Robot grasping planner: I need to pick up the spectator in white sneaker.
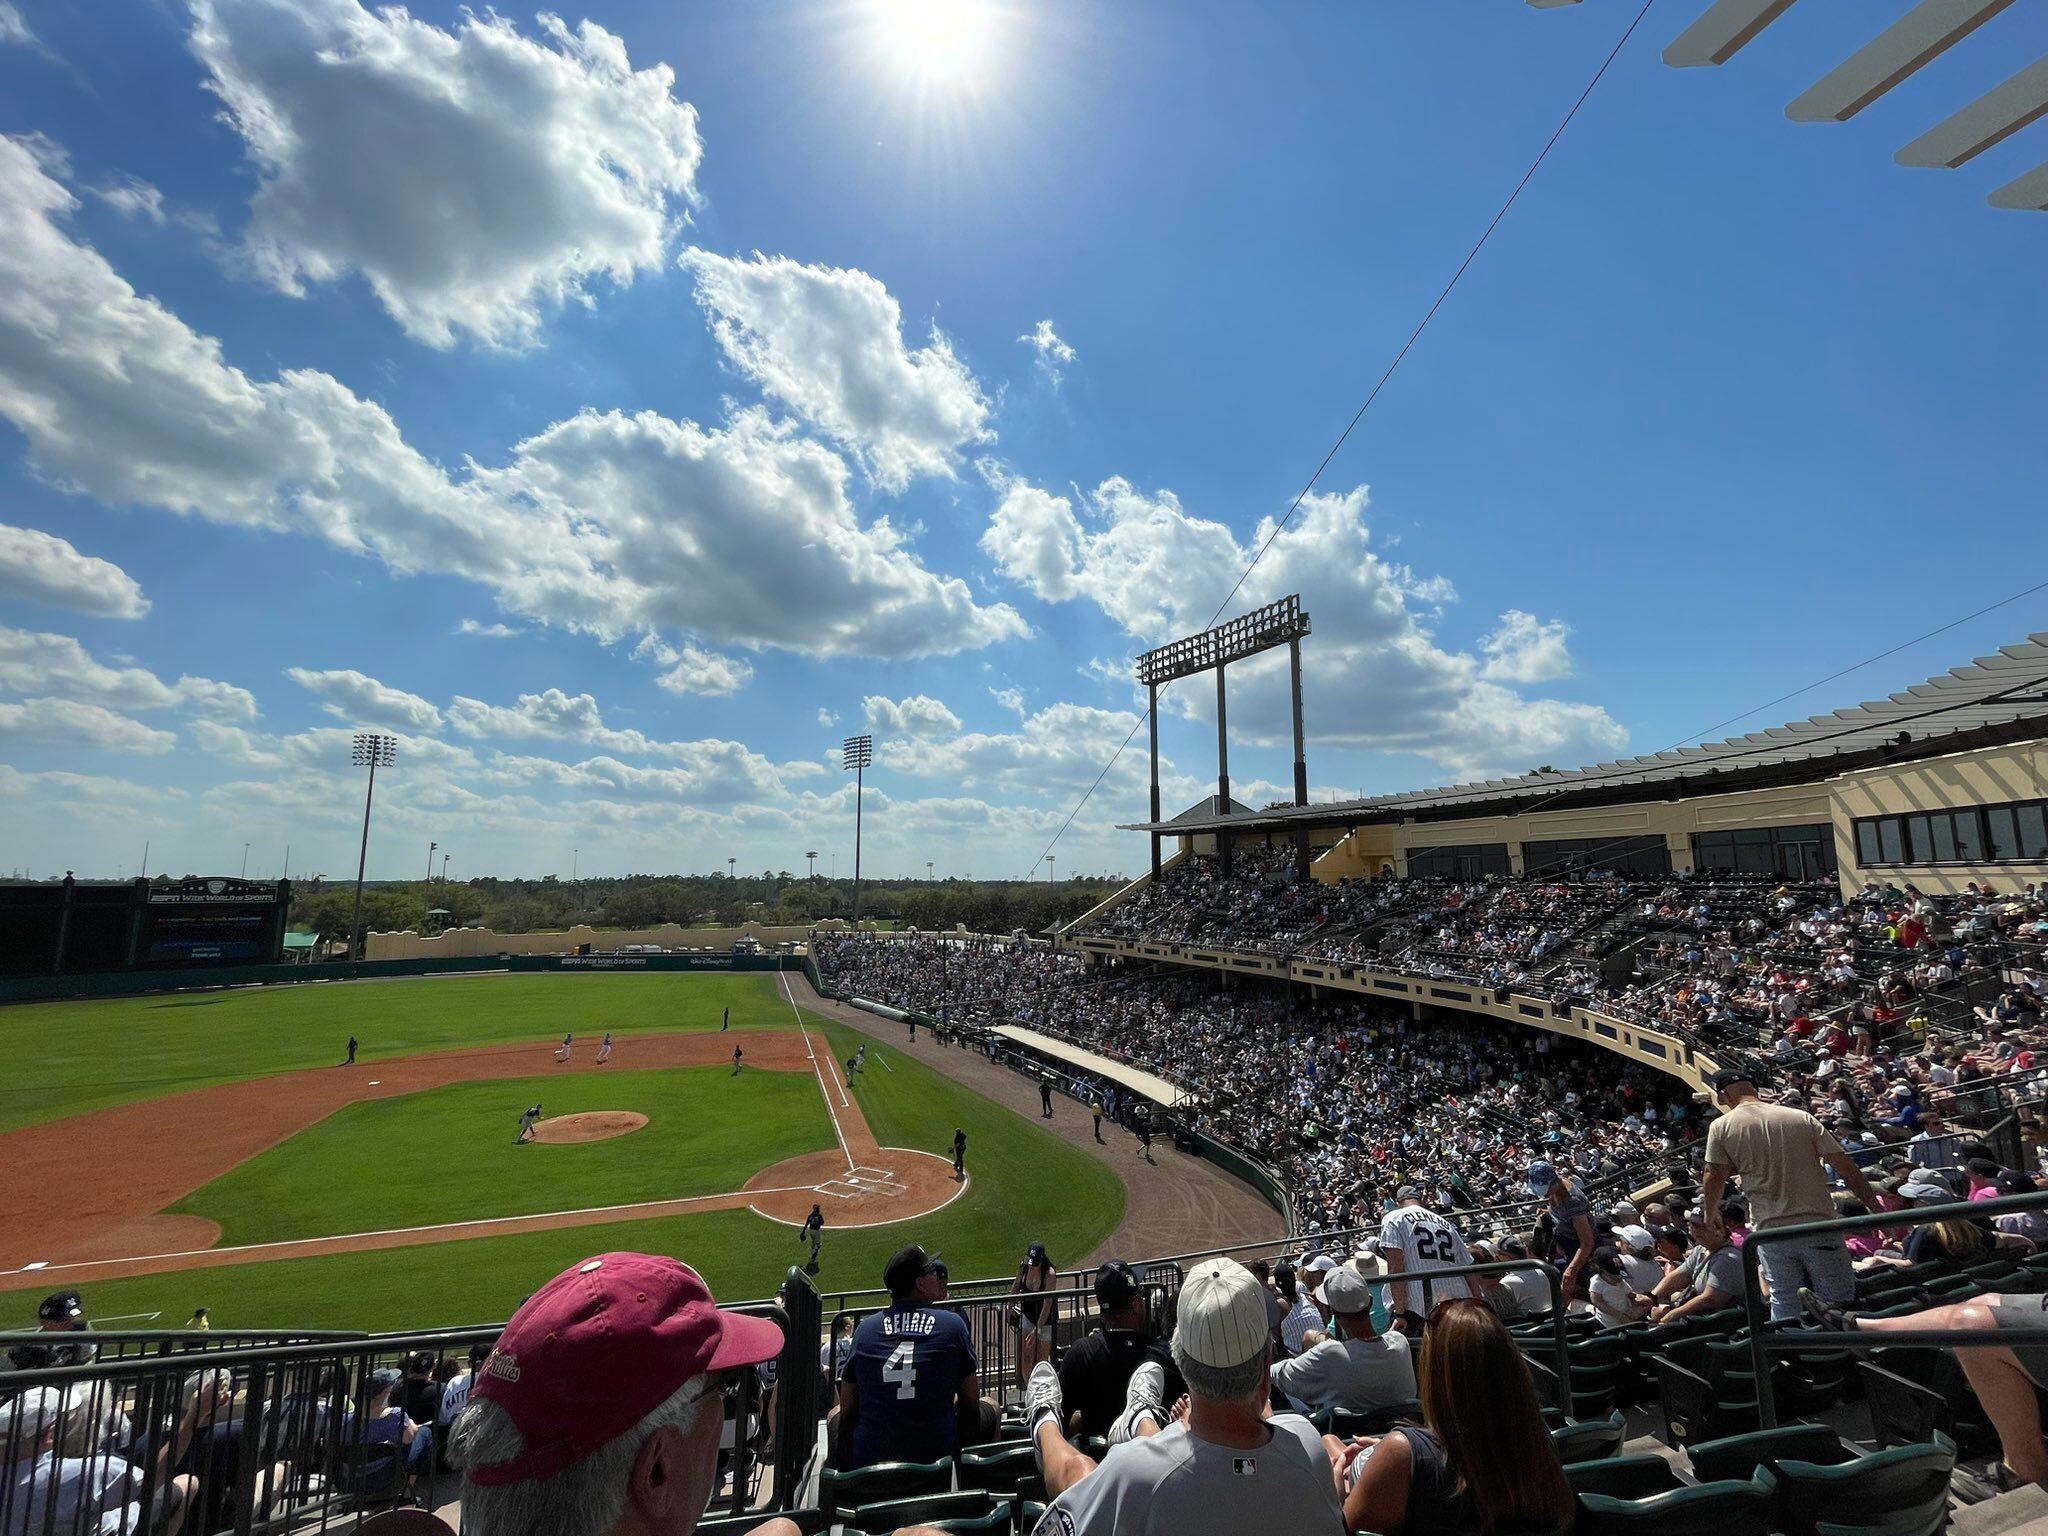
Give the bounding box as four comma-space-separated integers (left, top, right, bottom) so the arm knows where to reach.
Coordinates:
1271, 1266, 1415, 1415
1024, 1257, 1346, 1536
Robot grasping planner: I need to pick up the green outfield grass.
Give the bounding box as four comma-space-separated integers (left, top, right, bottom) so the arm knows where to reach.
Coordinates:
0, 973, 794, 1132
170, 1068, 837, 1245
0, 1012, 1126, 1330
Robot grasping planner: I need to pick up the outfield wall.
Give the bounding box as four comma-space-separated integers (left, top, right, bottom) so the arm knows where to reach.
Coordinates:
0, 951, 800, 1005
366, 918, 855, 960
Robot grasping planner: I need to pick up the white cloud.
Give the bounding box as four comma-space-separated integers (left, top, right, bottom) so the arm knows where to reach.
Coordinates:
0, 137, 1025, 661
862, 693, 963, 741
0, 524, 149, 618
88, 174, 165, 224
0, 764, 187, 807
191, 0, 702, 348
990, 685, 1025, 716
817, 707, 839, 729
285, 666, 444, 731
0, 697, 176, 753
882, 701, 1143, 796
456, 618, 517, 638
980, 476, 1626, 780
632, 633, 752, 696
681, 249, 992, 490
0, 2, 32, 45
1480, 609, 1574, 684
0, 627, 251, 718
1018, 319, 1075, 384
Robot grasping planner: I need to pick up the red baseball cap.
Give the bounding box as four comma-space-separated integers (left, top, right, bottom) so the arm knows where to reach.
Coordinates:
466, 1252, 784, 1486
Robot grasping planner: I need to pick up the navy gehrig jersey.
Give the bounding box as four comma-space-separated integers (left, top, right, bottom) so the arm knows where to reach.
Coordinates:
843, 1304, 977, 1467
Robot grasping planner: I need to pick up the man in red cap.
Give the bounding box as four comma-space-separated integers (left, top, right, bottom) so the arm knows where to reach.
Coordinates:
449, 1252, 798, 1536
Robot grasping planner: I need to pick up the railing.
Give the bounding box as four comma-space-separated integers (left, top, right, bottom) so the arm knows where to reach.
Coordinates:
1737, 1188, 2048, 1429
0, 1273, 819, 1536
0, 1327, 367, 1365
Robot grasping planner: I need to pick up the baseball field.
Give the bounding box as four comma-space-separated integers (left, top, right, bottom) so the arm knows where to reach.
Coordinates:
0, 971, 1126, 1330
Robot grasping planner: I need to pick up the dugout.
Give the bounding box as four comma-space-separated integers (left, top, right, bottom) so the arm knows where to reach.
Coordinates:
0, 875, 291, 978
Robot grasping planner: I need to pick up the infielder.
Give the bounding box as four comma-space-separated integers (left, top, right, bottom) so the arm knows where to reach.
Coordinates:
731, 1045, 743, 1076
721, 1005, 730, 1031
596, 1032, 613, 1065
344, 1036, 358, 1066
515, 1103, 542, 1143
952, 1127, 968, 1181
801, 1203, 825, 1266
554, 1032, 573, 1064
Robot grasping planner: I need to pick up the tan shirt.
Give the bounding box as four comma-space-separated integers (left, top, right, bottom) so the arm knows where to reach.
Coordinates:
1704, 1099, 1844, 1228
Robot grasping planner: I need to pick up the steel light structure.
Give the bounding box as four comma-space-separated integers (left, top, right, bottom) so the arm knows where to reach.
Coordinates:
843, 734, 873, 925
1134, 595, 1312, 879
348, 733, 397, 962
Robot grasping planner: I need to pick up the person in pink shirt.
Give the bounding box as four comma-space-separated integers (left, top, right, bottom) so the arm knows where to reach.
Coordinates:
1968, 1157, 2006, 1201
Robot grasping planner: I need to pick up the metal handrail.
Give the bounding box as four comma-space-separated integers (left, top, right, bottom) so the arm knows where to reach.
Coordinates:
1738, 1187, 2048, 1428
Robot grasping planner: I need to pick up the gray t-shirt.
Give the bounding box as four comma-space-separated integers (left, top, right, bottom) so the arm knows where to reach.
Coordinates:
1032, 1415, 1344, 1536
1271, 1331, 1415, 1414
1675, 1243, 1744, 1304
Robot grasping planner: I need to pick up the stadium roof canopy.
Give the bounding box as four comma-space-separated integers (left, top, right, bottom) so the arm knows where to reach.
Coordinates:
1122, 634, 2048, 837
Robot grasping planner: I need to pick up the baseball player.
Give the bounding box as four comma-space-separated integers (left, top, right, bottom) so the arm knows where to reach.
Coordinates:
801, 1203, 825, 1266
554, 1032, 573, 1064
596, 1032, 613, 1065
344, 1036, 357, 1066
1379, 1184, 1476, 1330
515, 1103, 543, 1143
1091, 1097, 1104, 1144
721, 1005, 730, 1031
1040, 1077, 1054, 1118
731, 1045, 743, 1076
1136, 1105, 1154, 1160
952, 1127, 967, 1181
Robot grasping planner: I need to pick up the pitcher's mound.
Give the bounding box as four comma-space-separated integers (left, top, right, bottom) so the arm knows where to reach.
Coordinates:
530, 1111, 647, 1144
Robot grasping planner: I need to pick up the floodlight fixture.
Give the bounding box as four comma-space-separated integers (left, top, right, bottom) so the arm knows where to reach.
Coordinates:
347, 732, 398, 961
843, 733, 874, 924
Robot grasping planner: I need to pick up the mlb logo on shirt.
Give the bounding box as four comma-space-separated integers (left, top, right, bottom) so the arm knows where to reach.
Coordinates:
1232, 1456, 1258, 1475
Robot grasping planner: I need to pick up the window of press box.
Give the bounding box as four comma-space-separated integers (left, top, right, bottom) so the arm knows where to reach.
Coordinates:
1691, 824, 1838, 880
1853, 799, 2048, 865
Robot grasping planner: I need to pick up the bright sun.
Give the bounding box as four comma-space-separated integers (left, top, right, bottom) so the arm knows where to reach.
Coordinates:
866, 0, 1000, 85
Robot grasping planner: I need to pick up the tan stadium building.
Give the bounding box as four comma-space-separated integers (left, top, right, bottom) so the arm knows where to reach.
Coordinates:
1119, 635, 2048, 900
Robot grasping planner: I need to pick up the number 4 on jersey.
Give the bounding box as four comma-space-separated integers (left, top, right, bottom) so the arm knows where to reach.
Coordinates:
883, 1340, 919, 1400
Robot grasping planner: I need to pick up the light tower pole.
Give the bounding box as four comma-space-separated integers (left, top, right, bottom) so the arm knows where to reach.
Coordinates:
1047, 854, 1055, 883
241, 842, 250, 878
842, 734, 872, 927
427, 841, 437, 884
806, 851, 818, 881
349, 733, 397, 961
727, 856, 736, 881
927, 860, 933, 882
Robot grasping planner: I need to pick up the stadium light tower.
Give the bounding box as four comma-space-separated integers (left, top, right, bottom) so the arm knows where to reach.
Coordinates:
427, 840, 437, 884
1135, 593, 1312, 880
727, 856, 736, 880
842, 734, 873, 926
1047, 854, 1055, 883
348, 733, 398, 961
806, 850, 818, 880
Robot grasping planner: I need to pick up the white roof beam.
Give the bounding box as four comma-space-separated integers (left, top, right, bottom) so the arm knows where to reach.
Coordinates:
1663, 0, 1799, 68
1897, 54, 2048, 165
1788, 0, 2020, 122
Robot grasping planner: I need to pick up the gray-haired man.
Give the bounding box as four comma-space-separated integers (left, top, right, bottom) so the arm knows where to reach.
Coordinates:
1022, 1256, 1345, 1535
450, 1252, 797, 1536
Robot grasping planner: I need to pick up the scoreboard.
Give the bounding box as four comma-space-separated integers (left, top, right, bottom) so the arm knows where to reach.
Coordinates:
0, 876, 291, 977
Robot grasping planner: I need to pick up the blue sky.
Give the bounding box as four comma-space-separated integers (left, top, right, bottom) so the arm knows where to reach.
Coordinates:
1, 0, 2043, 884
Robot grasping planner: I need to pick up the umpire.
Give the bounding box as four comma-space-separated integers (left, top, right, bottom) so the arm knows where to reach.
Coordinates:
1055, 1260, 1183, 1439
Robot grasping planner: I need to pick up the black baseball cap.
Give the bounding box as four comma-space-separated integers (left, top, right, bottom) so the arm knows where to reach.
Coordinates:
884, 1244, 943, 1299
1709, 1068, 1756, 1092
1651, 1224, 1689, 1247
1095, 1259, 1141, 1310
37, 1290, 83, 1324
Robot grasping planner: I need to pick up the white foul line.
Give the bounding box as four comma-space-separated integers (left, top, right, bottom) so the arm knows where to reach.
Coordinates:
780, 970, 854, 1169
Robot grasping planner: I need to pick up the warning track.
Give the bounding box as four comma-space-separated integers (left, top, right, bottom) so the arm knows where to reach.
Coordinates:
0, 1029, 960, 1287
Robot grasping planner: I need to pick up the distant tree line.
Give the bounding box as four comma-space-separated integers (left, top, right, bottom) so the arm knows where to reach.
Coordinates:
287, 870, 1125, 943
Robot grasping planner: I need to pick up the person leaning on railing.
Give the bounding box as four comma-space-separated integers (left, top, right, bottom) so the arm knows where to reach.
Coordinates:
449, 1252, 798, 1536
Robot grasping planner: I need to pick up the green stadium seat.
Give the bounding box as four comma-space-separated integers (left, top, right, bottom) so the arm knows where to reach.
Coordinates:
846, 1491, 997, 1534
1563, 1454, 1685, 1500
819, 1457, 953, 1517
1860, 1353, 1997, 1458
958, 1441, 1044, 1502
1686, 1423, 1851, 1484
929, 1509, 1013, 1535
1653, 1356, 1760, 1450
1757, 1433, 1956, 1536
1575, 1474, 1777, 1536
1551, 1410, 1626, 1466
1815, 1516, 1948, 1536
